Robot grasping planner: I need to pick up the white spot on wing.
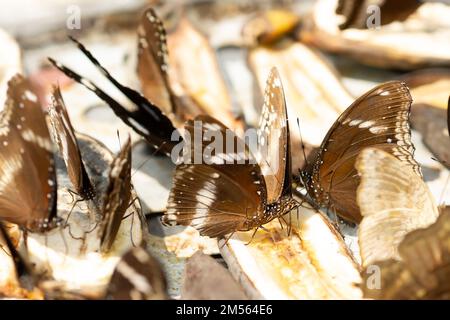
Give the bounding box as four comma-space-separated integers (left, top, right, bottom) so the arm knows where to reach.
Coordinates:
24, 90, 38, 102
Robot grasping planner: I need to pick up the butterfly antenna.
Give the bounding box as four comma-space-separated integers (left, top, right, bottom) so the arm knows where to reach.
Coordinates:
296, 117, 308, 169
131, 141, 168, 178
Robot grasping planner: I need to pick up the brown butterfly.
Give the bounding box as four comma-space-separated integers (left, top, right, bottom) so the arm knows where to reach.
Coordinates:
106, 245, 168, 300
48, 86, 95, 200
48, 37, 178, 157
361, 208, 450, 299
356, 147, 439, 267
163, 68, 299, 238
0, 74, 58, 232
137, 8, 202, 125
98, 137, 133, 253
298, 81, 420, 223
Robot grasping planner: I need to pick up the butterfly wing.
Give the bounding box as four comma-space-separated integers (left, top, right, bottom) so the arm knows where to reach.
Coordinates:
307, 81, 420, 223
99, 137, 132, 253
0, 75, 57, 231
48, 86, 94, 199
356, 148, 439, 267
258, 67, 291, 203
137, 8, 173, 115
164, 115, 267, 238
361, 209, 450, 299
107, 246, 167, 300
48, 37, 178, 156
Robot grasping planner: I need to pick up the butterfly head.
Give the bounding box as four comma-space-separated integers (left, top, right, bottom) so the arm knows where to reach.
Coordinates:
263, 197, 300, 223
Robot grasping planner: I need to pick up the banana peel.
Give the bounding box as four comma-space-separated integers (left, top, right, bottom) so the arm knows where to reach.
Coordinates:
220, 203, 362, 300
301, 0, 450, 70
0, 28, 22, 109
167, 16, 243, 133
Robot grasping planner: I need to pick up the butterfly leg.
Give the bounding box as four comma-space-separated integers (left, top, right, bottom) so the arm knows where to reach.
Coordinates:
121, 196, 140, 220
220, 232, 235, 248
327, 205, 340, 231
0, 244, 11, 257
277, 217, 285, 230
279, 216, 290, 236
288, 212, 293, 236
246, 227, 260, 245
64, 197, 82, 227
129, 211, 136, 247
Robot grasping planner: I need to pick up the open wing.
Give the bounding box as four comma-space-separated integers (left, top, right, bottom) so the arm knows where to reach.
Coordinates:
307, 81, 420, 223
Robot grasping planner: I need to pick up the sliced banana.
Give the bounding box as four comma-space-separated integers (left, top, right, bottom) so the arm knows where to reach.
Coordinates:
302, 0, 450, 70
0, 28, 22, 109
220, 203, 362, 300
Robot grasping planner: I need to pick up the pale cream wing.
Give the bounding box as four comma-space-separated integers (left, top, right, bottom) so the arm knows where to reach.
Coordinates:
356, 148, 439, 267
361, 209, 450, 299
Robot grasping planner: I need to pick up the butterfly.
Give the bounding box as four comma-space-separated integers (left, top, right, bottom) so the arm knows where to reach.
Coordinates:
0, 74, 58, 232
98, 137, 133, 253
163, 68, 299, 238
355, 147, 439, 267
298, 81, 420, 223
106, 245, 167, 300
48, 85, 136, 252
360, 206, 450, 299
137, 8, 202, 125
48, 37, 178, 157
48, 85, 95, 200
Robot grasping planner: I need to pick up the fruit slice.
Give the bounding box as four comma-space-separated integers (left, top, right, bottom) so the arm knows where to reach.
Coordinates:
220, 203, 362, 300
